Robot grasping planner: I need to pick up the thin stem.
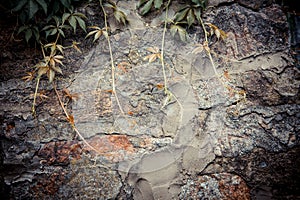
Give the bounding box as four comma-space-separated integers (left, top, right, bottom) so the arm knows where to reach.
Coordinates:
53, 82, 110, 159
53, 83, 69, 118
32, 77, 40, 115
161, 0, 172, 94
199, 16, 222, 82
199, 17, 208, 42
99, 0, 124, 115
54, 32, 60, 45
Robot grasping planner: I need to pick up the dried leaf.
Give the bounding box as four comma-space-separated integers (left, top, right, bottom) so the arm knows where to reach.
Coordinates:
63, 88, 79, 101
117, 62, 130, 73
51, 65, 63, 74
94, 31, 103, 42
72, 41, 82, 53
144, 47, 161, 63
22, 71, 35, 82
146, 47, 159, 53
238, 90, 246, 98
67, 115, 75, 126
48, 69, 55, 83
86, 26, 105, 42
56, 44, 64, 54
206, 23, 227, 40
215, 28, 220, 40
114, 10, 127, 25
156, 83, 164, 89
192, 44, 204, 54
105, 89, 113, 93
203, 41, 210, 53
223, 70, 230, 80
148, 54, 157, 63
127, 111, 134, 115
37, 66, 49, 78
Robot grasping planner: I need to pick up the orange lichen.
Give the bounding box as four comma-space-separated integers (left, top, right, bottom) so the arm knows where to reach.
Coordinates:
84, 135, 135, 162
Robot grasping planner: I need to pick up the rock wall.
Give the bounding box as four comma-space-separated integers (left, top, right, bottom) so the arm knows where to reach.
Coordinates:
1, 0, 299, 199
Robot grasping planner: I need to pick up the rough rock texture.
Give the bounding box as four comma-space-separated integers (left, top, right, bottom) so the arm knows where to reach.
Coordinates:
1, 0, 300, 199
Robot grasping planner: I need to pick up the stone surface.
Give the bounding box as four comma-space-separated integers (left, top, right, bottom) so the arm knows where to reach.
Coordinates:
179, 173, 250, 199
1, 0, 300, 199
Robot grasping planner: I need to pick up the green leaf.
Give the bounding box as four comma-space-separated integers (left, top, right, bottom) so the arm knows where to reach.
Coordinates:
68, 16, 77, 32
25, 29, 33, 43
62, 13, 71, 24
191, 0, 201, 5
75, 16, 86, 31
174, 7, 189, 22
177, 26, 188, 42
104, 2, 116, 9
12, 0, 27, 12
58, 29, 65, 37
42, 24, 54, 31
17, 25, 28, 35
45, 30, 52, 38
32, 26, 40, 41
140, 0, 153, 15
28, 0, 39, 20
74, 12, 87, 19
170, 25, 178, 37
52, 0, 60, 16
137, 0, 148, 8
36, 0, 48, 14
50, 28, 58, 36
170, 25, 187, 42
154, 0, 163, 9
200, 0, 208, 9
52, 16, 61, 26
194, 9, 201, 23
59, 0, 71, 9
186, 9, 195, 28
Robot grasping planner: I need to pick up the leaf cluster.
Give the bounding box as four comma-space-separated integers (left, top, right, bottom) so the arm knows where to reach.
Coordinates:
137, 0, 164, 15
85, 26, 108, 43
173, 0, 207, 27
9, 0, 86, 43
143, 47, 162, 62
29, 39, 66, 83
11, 0, 82, 24
168, 0, 207, 41
104, 1, 128, 25
205, 23, 227, 40
137, 0, 208, 42
42, 12, 87, 40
